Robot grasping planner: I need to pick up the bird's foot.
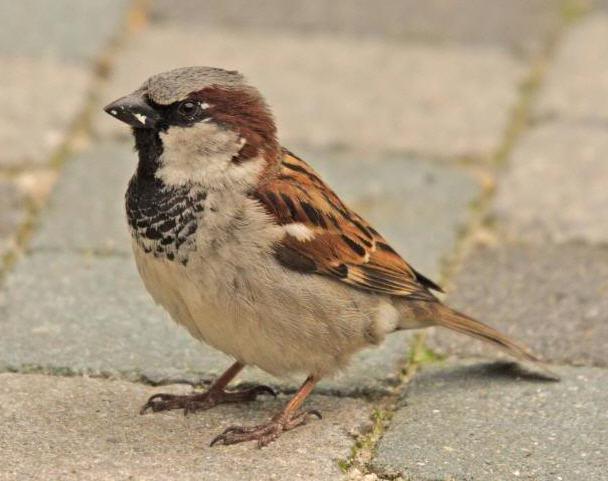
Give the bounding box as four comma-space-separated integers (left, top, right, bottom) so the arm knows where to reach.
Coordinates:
210, 408, 322, 448
139, 384, 276, 415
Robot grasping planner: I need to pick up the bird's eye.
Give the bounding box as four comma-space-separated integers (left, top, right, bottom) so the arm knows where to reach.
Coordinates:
178, 101, 199, 117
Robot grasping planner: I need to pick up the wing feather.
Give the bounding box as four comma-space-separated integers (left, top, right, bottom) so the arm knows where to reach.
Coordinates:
253, 149, 441, 300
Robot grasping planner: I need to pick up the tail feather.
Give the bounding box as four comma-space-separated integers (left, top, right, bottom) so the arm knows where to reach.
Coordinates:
434, 304, 541, 364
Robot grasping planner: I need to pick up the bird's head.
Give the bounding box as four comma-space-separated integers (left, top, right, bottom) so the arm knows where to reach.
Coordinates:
104, 66, 279, 189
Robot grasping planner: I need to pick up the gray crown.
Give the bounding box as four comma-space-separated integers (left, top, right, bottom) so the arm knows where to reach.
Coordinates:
144, 66, 246, 105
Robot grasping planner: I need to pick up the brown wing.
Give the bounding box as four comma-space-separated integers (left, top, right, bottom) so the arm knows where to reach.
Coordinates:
253, 149, 442, 300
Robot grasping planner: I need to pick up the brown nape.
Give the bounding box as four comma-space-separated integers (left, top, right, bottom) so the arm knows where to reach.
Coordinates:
193, 86, 280, 165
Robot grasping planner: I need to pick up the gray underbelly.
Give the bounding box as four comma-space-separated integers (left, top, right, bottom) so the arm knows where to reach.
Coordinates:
131, 242, 394, 377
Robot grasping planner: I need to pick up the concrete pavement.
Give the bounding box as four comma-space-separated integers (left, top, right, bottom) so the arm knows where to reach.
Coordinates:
1, 1, 607, 480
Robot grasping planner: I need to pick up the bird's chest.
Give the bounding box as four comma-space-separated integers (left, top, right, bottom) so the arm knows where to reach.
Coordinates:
126, 175, 235, 265
126, 174, 281, 276
126, 178, 286, 358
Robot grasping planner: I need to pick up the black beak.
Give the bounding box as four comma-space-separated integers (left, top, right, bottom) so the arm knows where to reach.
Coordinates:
103, 92, 161, 129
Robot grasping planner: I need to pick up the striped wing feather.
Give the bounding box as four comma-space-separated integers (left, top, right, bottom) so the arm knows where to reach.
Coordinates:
254, 149, 441, 300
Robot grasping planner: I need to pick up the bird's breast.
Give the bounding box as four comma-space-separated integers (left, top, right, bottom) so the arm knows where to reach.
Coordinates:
125, 174, 282, 267
125, 175, 206, 265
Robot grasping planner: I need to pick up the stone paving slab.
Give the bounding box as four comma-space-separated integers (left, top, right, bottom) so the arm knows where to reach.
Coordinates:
493, 121, 608, 244
427, 243, 608, 367
32, 143, 135, 254
372, 361, 608, 481
93, 25, 524, 159
0, 373, 369, 481
0, 0, 129, 62
150, 0, 560, 56
0, 56, 90, 168
536, 14, 608, 123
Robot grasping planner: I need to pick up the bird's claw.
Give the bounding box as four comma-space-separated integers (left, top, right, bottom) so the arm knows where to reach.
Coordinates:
210, 408, 322, 448
139, 384, 276, 415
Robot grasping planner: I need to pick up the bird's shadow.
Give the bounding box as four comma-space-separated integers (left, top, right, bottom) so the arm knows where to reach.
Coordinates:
473, 360, 560, 382
419, 360, 561, 387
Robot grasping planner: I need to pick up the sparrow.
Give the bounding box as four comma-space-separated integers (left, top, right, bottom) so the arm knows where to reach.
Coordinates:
104, 66, 546, 448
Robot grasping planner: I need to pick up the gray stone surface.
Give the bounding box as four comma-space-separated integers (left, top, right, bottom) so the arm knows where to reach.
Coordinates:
536, 14, 608, 122
32, 143, 135, 254
94, 25, 524, 158
151, 0, 560, 55
493, 122, 608, 244
428, 243, 608, 367
0, 0, 129, 62
0, 0, 129, 168
0, 373, 369, 481
0, 56, 90, 168
3, 2, 608, 480
0, 179, 26, 260
372, 361, 608, 481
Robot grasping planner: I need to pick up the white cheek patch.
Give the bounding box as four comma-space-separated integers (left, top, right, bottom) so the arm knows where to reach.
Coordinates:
134, 113, 147, 125
156, 123, 265, 190
283, 223, 315, 242
200, 102, 211, 109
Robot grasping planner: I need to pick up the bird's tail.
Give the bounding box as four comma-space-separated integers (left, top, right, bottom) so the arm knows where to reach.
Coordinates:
432, 303, 540, 363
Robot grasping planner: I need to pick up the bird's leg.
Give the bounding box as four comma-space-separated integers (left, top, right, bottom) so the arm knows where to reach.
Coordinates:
210, 375, 321, 448
140, 361, 275, 415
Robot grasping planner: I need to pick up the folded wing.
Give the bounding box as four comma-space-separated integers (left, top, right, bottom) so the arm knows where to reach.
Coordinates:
253, 149, 442, 301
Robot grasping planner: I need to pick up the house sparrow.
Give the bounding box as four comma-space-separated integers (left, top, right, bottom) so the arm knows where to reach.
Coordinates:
104, 66, 546, 448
